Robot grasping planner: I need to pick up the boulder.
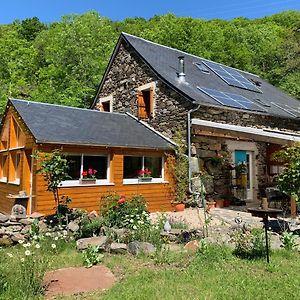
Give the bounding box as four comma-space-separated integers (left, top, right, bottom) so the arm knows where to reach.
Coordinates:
0, 213, 9, 223
127, 241, 156, 256
184, 240, 199, 252
76, 236, 108, 251
67, 221, 79, 233
11, 233, 25, 243
20, 218, 34, 225
109, 243, 127, 254
29, 212, 45, 219
0, 236, 13, 247
38, 220, 48, 233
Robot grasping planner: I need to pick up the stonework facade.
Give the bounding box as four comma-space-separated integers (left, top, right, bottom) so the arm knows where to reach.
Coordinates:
95, 40, 299, 203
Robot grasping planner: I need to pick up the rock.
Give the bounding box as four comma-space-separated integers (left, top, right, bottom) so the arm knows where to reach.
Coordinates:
68, 221, 79, 233
1, 221, 21, 227
0, 213, 9, 223
164, 243, 182, 252
0, 228, 5, 235
88, 211, 98, 219
38, 220, 48, 233
109, 243, 127, 254
5, 225, 22, 232
127, 241, 156, 256
0, 236, 13, 247
29, 212, 45, 219
111, 228, 129, 239
21, 225, 31, 234
11, 233, 25, 243
9, 215, 17, 222
20, 218, 34, 225
76, 236, 108, 251
184, 240, 199, 252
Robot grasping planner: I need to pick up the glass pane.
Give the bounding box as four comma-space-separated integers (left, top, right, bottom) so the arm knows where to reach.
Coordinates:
123, 156, 142, 178
83, 156, 108, 179
66, 156, 81, 180
144, 157, 162, 178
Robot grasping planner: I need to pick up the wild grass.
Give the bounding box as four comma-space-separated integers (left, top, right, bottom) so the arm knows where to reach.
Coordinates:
1, 241, 300, 300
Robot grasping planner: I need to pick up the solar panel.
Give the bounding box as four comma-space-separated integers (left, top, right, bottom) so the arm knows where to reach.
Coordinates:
194, 62, 210, 74
271, 103, 300, 118
202, 60, 260, 93
198, 87, 267, 112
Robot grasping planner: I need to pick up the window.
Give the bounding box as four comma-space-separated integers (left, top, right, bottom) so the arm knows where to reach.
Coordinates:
10, 119, 26, 148
0, 153, 8, 181
63, 154, 109, 186
97, 95, 113, 112
1, 120, 9, 150
137, 83, 155, 120
123, 155, 163, 183
9, 151, 21, 184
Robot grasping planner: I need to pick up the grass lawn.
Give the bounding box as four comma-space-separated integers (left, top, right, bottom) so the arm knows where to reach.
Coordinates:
1, 242, 300, 300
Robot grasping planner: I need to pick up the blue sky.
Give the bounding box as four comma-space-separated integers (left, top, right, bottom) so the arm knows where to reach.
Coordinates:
1, 0, 299, 24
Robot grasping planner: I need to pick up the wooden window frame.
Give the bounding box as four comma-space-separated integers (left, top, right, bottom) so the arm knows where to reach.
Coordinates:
0, 153, 8, 182
137, 82, 155, 120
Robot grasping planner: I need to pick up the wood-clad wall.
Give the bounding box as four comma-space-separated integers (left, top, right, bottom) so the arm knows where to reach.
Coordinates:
34, 145, 175, 215
0, 107, 34, 214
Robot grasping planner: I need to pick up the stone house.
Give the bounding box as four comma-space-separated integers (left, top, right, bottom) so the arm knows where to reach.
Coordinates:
92, 32, 300, 204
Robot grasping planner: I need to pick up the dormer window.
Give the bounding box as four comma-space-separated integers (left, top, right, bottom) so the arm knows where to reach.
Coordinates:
137, 82, 155, 120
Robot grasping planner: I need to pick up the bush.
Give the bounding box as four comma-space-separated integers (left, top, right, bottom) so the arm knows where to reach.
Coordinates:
83, 245, 104, 268
100, 193, 150, 229
231, 228, 267, 259
79, 216, 103, 238
280, 231, 298, 251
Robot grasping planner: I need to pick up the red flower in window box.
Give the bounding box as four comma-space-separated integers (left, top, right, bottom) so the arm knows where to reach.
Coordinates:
118, 198, 125, 204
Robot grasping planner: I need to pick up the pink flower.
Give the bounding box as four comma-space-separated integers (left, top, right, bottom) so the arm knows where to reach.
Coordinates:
120, 194, 126, 199
82, 171, 87, 177
88, 168, 93, 176
93, 169, 97, 174
118, 198, 125, 204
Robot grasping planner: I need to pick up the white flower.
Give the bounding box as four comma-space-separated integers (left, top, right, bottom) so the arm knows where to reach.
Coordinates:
7, 253, 13, 258
49, 220, 53, 223
23, 243, 31, 248
45, 232, 51, 237
35, 244, 40, 249
130, 219, 134, 223
18, 239, 24, 244
20, 258, 25, 262
51, 244, 56, 249
25, 250, 31, 256
33, 235, 38, 240
133, 225, 137, 230
54, 236, 59, 241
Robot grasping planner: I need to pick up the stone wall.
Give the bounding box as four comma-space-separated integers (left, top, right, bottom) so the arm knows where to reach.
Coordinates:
96, 42, 193, 139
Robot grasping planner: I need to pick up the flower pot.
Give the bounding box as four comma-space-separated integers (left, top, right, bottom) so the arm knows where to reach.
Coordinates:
215, 199, 224, 208
206, 201, 216, 212
174, 203, 185, 212
80, 178, 96, 184
223, 199, 231, 207
138, 177, 153, 182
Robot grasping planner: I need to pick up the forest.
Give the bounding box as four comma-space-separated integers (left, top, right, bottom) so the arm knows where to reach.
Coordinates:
0, 10, 299, 115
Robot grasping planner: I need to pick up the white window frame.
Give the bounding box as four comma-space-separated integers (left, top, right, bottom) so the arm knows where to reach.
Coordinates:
99, 95, 113, 112
123, 155, 164, 184
60, 153, 111, 187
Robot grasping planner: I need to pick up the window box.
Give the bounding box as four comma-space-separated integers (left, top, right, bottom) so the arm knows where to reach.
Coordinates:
80, 178, 96, 184
138, 176, 153, 182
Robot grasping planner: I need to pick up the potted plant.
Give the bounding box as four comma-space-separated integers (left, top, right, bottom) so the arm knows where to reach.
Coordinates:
206, 200, 216, 212
215, 198, 224, 208
80, 168, 97, 184
138, 168, 152, 182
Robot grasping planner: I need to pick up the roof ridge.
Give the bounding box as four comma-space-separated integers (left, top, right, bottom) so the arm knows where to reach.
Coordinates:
121, 32, 260, 78
9, 98, 126, 116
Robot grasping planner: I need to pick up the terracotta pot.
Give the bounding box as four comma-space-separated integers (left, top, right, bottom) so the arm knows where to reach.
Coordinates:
206, 201, 216, 212
174, 203, 185, 212
215, 199, 224, 208
223, 199, 231, 207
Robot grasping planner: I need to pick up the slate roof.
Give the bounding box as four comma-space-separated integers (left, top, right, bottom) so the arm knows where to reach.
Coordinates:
115, 32, 300, 119
10, 99, 173, 150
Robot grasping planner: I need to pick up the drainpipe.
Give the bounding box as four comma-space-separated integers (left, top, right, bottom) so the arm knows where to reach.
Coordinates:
187, 104, 200, 194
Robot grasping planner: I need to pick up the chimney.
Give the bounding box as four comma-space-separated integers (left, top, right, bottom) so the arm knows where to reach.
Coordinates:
178, 56, 185, 81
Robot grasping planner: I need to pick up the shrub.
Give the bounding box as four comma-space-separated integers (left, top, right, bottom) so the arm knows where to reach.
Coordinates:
79, 216, 103, 238
280, 231, 298, 251
100, 193, 150, 229
83, 245, 104, 268
231, 228, 267, 259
